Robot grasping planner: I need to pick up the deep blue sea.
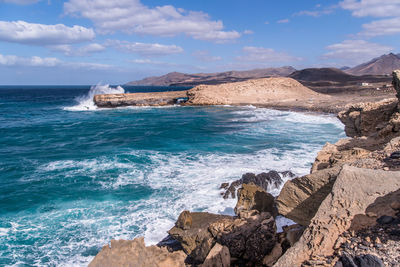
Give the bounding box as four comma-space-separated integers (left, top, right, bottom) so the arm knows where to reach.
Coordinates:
0, 85, 345, 266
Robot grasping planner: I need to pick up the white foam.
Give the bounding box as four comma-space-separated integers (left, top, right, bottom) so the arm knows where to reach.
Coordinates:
64, 84, 125, 111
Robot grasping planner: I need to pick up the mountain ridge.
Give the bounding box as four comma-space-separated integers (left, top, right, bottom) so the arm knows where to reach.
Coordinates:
346, 53, 400, 76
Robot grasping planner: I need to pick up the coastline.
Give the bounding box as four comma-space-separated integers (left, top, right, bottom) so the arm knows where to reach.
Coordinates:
89, 72, 400, 266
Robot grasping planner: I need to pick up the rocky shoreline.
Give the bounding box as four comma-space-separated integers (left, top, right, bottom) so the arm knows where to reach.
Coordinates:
89, 71, 400, 267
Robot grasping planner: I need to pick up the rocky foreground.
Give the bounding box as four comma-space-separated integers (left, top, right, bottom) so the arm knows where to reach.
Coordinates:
89, 71, 400, 267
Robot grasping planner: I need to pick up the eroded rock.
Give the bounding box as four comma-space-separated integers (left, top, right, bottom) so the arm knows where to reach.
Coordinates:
276, 166, 341, 226
234, 183, 277, 217
201, 243, 230, 267
274, 166, 400, 266
89, 237, 186, 267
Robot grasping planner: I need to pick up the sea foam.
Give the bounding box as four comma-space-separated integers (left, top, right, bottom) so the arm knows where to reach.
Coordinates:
64, 84, 125, 111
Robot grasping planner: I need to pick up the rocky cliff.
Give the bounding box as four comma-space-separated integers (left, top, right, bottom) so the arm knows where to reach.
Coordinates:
89, 70, 400, 267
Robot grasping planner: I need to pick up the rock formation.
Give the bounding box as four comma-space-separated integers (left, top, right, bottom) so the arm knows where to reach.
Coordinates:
275, 166, 400, 266
88, 237, 186, 267
93, 90, 187, 107
234, 183, 277, 217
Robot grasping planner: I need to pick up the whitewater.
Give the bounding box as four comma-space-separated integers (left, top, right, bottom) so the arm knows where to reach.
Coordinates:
0, 85, 345, 266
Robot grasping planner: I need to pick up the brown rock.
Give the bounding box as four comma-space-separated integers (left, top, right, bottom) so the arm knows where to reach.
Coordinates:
168, 212, 234, 263
175, 210, 192, 230
234, 183, 277, 217
390, 201, 400, 210
311, 142, 338, 173
276, 166, 341, 226
263, 243, 283, 266
274, 166, 400, 266
89, 237, 186, 267
282, 224, 304, 247
201, 243, 230, 267
338, 98, 398, 138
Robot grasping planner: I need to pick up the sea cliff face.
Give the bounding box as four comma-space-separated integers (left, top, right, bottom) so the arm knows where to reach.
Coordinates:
89, 71, 400, 266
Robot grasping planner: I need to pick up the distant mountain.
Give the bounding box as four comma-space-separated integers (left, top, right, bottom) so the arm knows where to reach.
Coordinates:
126, 66, 296, 86
289, 68, 354, 82
346, 53, 400, 76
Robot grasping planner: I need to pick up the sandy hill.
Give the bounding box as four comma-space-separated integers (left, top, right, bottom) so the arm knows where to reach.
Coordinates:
346, 53, 400, 76
126, 67, 296, 86
186, 77, 327, 105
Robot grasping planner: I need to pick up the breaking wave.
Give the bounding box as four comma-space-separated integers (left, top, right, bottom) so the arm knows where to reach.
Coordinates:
64, 84, 125, 111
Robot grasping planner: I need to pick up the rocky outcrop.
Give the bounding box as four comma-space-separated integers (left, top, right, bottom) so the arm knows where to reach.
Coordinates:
337, 98, 398, 138
93, 90, 187, 107
168, 212, 233, 263
88, 237, 186, 267
234, 183, 277, 217
276, 166, 341, 226
274, 166, 400, 266
393, 69, 400, 99
220, 170, 294, 199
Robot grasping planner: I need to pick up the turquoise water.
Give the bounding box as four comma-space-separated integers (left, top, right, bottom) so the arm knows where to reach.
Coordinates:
0, 85, 345, 266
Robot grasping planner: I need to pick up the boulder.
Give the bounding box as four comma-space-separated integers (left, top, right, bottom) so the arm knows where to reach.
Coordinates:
218, 211, 277, 263
89, 237, 186, 267
168, 212, 233, 263
276, 166, 341, 226
234, 183, 277, 217
201, 243, 230, 267
274, 166, 400, 266
221, 170, 294, 199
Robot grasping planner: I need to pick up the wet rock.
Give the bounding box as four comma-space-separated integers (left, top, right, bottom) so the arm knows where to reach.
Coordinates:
157, 235, 183, 252
219, 183, 229, 189
201, 243, 230, 267
234, 183, 277, 217
282, 224, 305, 246
221, 170, 294, 199
89, 237, 186, 267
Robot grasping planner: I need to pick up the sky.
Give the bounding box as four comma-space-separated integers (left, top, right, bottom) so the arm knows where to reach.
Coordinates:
0, 0, 399, 84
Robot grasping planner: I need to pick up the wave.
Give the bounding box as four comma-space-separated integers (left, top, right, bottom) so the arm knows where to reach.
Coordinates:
64, 84, 125, 111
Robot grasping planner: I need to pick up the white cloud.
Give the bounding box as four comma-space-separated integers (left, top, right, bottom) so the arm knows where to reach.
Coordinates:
0, 0, 39, 4
64, 0, 240, 42
243, 30, 254, 35
106, 40, 183, 57
237, 46, 302, 63
323, 39, 392, 65
192, 50, 222, 62
0, 53, 112, 69
294, 5, 337, 17
49, 43, 106, 56
339, 0, 400, 17
0, 20, 95, 45
360, 17, 400, 36
277, 19, 290, 23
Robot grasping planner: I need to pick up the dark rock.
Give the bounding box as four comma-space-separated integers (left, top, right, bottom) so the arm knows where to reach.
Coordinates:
389, 151, 400, 159
354, 254, 383, 267
157, 235, 184, 252
339, 253, 358, 267
376, 215, 394, 224
218, 212, 277, 263
219, 183, 229, 189
221, 170, 294, 199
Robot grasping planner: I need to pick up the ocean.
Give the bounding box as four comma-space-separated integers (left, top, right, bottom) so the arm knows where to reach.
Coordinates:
0, 85, 345, 266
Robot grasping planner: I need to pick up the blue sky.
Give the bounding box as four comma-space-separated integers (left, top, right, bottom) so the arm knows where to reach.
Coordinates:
0, 0, 399, 84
